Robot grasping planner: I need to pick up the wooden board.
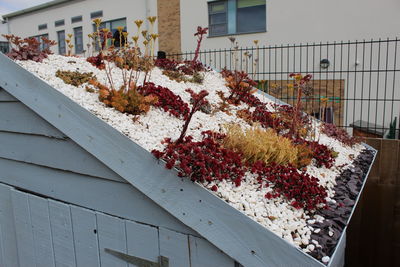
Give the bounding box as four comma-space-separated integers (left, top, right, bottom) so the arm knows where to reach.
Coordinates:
364, 138, 381, 178
125, 221, 159, 266
11, 189, 36, 267
28, 194, 56, 266
70, 206, 101, 267
189, 235, 234, 267
0, 184, 19, 267
0, 102, 66, 138
159, 228, 191, 267
379, 139, 398, 184
48, 199, 77, 267
97, 213, 128, 267
0, 88, 17, 101
0, 157, 196, 236
0, 131, 126, 183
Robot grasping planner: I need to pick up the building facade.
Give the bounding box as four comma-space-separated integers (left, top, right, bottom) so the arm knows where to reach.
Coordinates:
4, 0, 400, 54
3, 0, 159, 55
180, 0, 400, 52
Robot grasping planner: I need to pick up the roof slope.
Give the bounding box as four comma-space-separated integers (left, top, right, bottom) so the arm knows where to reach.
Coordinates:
0, 53, 327, 266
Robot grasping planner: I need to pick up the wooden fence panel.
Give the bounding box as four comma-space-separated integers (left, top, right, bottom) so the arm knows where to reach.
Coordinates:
346, 138, 400, 267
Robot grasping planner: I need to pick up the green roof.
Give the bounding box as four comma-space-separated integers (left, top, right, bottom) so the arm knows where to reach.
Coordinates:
3, 0, 75, 19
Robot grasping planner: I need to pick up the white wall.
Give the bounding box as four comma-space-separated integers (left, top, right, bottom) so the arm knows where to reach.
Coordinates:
0, 21, 8, 42
6, 0, 158, 55
180, 0, 400, 52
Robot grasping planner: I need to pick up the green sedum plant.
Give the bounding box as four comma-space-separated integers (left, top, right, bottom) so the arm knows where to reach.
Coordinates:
56, 70, 96, 87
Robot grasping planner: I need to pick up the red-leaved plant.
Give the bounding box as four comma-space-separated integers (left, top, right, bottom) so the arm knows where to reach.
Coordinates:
3, 34, 56, 62
294, 139, 337, 168
176, 89, 209, 144
138, 82, 190, 119
321, 123, 360, 147
252, 161, 327, 210
192, 26, 208, 65
152, 131, 245, 188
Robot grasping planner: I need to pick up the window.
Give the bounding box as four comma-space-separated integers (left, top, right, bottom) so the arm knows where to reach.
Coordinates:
92, 18, 127, 50
208, 1, 227, 36
38, 23, 47, 31
0, 42, 9, 54
208, 0, 266, 36
55, 19, 65, 27
74, 27, 83, 54
71, 15, 82, 23
90, 10, 103, 19
237, 0, 266, 33
32, 34, 49, 51
57, 30, 66, 55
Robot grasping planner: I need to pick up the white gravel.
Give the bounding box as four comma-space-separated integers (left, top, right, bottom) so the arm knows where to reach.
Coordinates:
17, 54, 364, 256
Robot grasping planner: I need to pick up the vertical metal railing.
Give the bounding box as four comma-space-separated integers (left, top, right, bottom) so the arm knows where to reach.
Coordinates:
168, 38, 400, 136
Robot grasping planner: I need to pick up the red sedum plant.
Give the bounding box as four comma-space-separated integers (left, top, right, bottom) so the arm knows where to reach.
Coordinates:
321, 123, 360, 147
155, 58, 207, 76
252, 161, 327, 210
152, 131, 245, 187
138, 82, 190, 119
294, 139, 336, 168
176, 89, 209, 144
3, 34, 56, 62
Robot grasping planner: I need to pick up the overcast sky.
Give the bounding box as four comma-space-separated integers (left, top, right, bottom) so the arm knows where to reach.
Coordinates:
0, 0, 50, 18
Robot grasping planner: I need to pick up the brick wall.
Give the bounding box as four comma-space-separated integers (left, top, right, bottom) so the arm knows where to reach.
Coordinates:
157, 0, 181, 55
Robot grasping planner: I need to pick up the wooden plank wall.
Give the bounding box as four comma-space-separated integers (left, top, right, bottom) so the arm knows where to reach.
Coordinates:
0, 183, 236, 267
0, 87, 197, 235
346, 138, 400, 267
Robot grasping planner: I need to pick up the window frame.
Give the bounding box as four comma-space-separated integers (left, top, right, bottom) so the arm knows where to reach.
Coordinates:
0, 41, 9, 54
57, 30, 66, 55
38, 23, 47, 31
31, 34, 49, 51
207, 0, 267, 37
71, 15, 82, 24
55, 19, 65, 27
90, 10, 103, 19
208, 1, 228, 37
92, 17, 127, 51
235, 0, 266, 34
73, 26, 84, 54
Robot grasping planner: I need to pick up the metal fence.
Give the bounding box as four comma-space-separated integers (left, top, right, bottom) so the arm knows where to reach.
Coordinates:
168, 38, 400, 138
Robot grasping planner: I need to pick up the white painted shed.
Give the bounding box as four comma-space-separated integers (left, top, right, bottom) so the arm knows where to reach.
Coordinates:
0, 53, 375, 267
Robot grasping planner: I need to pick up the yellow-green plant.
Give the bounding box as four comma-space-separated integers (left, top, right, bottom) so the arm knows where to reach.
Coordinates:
223, 124, 312, 168
66, 33, 74, 56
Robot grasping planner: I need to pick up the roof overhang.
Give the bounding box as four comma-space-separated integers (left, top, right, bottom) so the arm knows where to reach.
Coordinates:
3, 0, 76, 19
